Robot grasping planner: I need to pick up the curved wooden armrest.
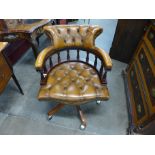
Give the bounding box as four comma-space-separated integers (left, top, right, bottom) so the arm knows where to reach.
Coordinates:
35, 46, 112, 72
93, 47, 112, 70
35, 46, 55, 71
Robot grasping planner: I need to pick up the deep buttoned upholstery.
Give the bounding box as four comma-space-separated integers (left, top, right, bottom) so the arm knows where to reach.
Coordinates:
35, 25, 112, 129
43, 25, 103, 49
35, 25, 112, 105
36, 25, 112, 71
38, 62, 109, 104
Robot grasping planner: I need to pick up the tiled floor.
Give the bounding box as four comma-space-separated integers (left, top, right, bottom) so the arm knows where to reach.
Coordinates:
0, 19, 128, 134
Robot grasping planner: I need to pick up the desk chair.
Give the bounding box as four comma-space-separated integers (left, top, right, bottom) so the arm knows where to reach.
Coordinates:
35, 25, 112, 130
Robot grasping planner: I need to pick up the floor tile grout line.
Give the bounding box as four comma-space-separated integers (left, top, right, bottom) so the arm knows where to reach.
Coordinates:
0, 111, 96, 135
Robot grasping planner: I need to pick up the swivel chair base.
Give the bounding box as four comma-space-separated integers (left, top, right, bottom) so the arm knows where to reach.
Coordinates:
47, 100, 101, 130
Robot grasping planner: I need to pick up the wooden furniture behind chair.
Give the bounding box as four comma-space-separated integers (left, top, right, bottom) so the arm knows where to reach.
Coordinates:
0, 19, 51, 60
35, 25, 112, 130
110, 19, 148, 63
123, 22, 155, 134
0, 42, 23, 95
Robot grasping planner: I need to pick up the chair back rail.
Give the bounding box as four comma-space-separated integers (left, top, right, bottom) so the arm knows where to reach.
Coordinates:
39, 48, 107, 85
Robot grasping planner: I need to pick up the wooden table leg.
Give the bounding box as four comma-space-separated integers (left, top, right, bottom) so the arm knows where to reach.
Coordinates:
29, 38, 38, 59
12, 73, 24, 95
48, 103, 65, 120
36, 37, 40, 46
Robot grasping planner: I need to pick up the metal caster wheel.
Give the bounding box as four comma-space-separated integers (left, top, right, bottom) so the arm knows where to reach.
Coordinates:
96, 100, 101, 105
48, 115, 53, 120
80, 124, 86, 130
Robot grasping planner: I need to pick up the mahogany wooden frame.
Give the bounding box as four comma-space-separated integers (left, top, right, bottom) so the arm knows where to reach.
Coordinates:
36, 47, 110, 86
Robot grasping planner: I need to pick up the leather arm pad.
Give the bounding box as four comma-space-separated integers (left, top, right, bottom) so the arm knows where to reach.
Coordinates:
35, 46, 55, 71
93, 47, 112, 70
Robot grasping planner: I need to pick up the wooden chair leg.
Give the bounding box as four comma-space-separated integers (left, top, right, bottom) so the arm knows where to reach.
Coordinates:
12, 73, 24, 95
48, 103, 65, 120
76, 106, 87, 130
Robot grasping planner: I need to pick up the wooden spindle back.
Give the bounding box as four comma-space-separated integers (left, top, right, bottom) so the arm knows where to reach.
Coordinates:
42, 48, 106, 83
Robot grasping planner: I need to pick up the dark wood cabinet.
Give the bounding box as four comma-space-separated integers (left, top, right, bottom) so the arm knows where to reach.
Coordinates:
110, 19, 148, 63
123, 24, 155, 134
127, 62, 149, 126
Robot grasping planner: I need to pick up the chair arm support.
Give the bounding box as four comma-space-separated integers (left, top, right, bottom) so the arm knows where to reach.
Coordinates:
35, 46, 56, 71
93, 47, 112, 70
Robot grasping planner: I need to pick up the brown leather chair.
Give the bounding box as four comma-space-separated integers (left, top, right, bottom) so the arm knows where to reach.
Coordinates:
35, 25, 112, 130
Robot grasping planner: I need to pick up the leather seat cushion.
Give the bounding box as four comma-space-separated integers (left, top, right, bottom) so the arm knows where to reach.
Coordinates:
38, 62, 109, 105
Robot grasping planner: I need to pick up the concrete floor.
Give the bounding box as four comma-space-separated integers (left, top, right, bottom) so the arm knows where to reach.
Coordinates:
0, 19, 128, 134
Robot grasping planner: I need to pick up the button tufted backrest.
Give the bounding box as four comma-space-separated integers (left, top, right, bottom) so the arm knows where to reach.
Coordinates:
43, 25, 103, 49
36, 25, 112, 87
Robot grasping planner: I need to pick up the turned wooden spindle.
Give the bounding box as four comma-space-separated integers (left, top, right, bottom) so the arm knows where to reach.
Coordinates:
86, 52, 89, 63
67, 49, 70, 61
94, 55, 97, 68
77, 49, 80, 60
49, 57, 53, 67
44, 64, 47, 73
100, 63, 103, 76
102, 70, 107, 84
58, 52, 61, 63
